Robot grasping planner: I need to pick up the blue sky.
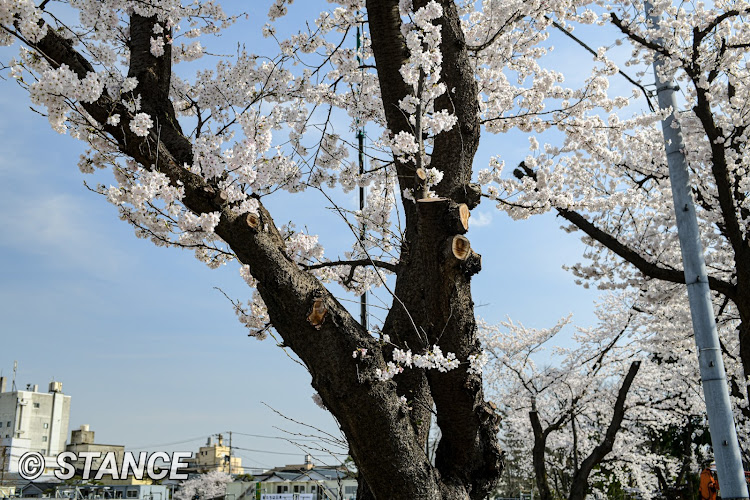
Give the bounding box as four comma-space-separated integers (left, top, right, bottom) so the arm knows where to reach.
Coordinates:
0, 1, 610, 470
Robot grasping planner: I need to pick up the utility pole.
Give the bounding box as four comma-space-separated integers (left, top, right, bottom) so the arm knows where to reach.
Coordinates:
0, 444, 6, 489
356, 17, 368, 332
228, 431, 232, 476
646, 4, 749, 497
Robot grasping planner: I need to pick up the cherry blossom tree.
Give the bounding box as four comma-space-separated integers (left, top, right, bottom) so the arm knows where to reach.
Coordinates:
482, 296, 644, 499
483, 289, 734, 498
487, 0, 750, 407
174, 470, 232, 500
3, 0, 747, 497
0, 0, 518, 497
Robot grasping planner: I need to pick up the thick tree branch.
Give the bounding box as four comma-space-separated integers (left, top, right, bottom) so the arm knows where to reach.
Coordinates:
511, 164, 737, 300
610, 13, 682, 63
557, 207, 735, 297
425, 0, 481, 207
693, 9, 749, 43
529, 398, 570, 500
691, 88, 749, 257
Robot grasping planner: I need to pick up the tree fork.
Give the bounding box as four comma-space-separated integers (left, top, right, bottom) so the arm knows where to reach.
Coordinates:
17, 2, 507, 498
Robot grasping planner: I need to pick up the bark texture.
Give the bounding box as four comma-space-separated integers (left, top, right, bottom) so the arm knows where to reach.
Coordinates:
23, 1, 502, 498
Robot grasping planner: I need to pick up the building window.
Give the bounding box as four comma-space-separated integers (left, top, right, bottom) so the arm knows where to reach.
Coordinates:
33, 403, 40, 408
115, 492, 123, 498
42, 436, 48, 442
5, 422, 9, 427
345, 486, 357, 494
126, 491, 138, 498
43, 423, 49, 429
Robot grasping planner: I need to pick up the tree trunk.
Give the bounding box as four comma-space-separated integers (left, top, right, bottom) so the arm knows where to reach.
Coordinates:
735, 299, 750, 399
529, 409, 555, 500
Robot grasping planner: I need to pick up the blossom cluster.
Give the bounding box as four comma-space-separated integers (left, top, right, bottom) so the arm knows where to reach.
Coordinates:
376, 345, 460, 382
29, 65, 104, 133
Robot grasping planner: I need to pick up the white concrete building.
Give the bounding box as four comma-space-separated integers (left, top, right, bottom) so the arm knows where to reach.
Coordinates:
0, 376, 71, 473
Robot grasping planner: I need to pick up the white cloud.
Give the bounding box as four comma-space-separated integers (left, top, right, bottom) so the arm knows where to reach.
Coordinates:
0, 191, 133, 281
471, 210, 493, 228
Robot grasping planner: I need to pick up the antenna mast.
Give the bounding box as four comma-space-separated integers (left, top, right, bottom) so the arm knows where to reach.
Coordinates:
356, 16, 368, 331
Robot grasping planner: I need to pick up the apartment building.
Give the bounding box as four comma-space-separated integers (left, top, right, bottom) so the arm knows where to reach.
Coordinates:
0, 377, 71, 473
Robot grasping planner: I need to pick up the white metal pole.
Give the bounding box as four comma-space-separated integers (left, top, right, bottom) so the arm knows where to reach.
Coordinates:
646, 3, 748, 497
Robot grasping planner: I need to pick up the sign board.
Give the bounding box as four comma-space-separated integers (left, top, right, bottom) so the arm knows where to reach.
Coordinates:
260, 495, 314, 500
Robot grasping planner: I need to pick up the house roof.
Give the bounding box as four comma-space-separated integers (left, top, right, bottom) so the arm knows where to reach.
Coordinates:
0, 474, 62, 489
253, 467, 352, 483
253, 471, 301, 482
18, 480, 62, 494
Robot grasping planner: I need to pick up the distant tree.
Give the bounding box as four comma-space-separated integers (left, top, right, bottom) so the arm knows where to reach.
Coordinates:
174, 471, 232, 500
482, 292, 711, 498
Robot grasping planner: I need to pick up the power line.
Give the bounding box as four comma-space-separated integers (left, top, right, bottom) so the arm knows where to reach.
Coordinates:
125, 436, 209, 450
124, 430, 343, 456
229, 432, 321, 443
231, 454, 272, 469
232, 446, 326, 457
